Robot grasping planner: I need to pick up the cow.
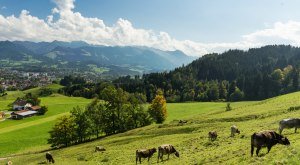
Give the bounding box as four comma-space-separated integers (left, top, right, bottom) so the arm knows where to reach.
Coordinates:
208, 131, 218, 141
230, 125, 240, 137
157, 144, 179, 162
251, 130, 290, 156
135, 148, 156, 164
46, 152, 55, 163
279, 118, 300, 134
6, 160, 12, 165
95, 146, 106, 152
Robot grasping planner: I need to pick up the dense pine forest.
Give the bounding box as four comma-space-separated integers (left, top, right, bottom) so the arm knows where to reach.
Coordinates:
112, 45, 300, 102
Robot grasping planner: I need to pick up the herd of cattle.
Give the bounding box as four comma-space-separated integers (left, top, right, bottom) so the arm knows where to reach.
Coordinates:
5, 118, 300, 164
135, 118, 300, 164
208, 118, 299, 157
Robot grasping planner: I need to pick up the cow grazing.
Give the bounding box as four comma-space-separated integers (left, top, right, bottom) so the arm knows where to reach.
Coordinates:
208, 131, 218, 141
95, 146, 106, 152
157, 144, 179, 162
251, 130, 290, 156
230, 125, 240, 137
136, 148, 156, 164
279, 118, 300, 134
46, 152, 55, 163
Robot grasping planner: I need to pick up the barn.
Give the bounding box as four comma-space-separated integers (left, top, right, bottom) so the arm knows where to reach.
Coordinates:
11, 110, 38, 120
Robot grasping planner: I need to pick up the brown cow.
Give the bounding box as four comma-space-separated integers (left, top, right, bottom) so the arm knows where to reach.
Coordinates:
251, 130, 290, 156
46, 152, 55, 163
136, 148, 156, 164
157, 144, 179, 162
208, 131, 218, 141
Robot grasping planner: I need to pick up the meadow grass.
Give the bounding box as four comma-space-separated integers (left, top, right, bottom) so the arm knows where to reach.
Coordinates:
2, 92, 300, 164
0, 92, 90, 157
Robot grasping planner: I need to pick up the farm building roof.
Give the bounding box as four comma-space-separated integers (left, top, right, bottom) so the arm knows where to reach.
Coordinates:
12, 110, 37, 116
13, 100, 27, 106
30, 106, 41, 111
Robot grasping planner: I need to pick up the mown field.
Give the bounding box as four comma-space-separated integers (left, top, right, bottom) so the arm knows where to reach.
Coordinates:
0, 85, 91, 156
2, 91, 300, 164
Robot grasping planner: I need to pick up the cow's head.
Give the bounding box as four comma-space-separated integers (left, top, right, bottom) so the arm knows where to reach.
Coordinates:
236, 129, 240, 134
279, 137, 290, 145
175, 151, 180, 157
151, 148, 157, 153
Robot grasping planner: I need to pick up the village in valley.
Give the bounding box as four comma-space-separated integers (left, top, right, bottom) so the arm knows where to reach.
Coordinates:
0, 69, 56, 91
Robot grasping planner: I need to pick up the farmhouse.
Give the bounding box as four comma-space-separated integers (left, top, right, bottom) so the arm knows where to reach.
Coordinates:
11, 110, 38, 120
13, 100, 27, 110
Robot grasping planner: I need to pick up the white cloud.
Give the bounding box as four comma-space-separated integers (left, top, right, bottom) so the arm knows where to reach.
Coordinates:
243, 21, 300, 45
0, 0, 299, 56
1, 6, 6, 10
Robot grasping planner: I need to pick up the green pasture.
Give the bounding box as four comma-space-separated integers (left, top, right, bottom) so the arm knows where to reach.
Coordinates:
0, 91, 90, 157
3, 92, 300, 164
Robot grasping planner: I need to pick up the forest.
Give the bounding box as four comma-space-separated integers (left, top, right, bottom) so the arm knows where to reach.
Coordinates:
58, 45, 300, 102
114, 45, 300, 102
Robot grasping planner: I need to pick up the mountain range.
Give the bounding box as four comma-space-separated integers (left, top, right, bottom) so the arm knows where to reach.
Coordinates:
0, 41, 195, 77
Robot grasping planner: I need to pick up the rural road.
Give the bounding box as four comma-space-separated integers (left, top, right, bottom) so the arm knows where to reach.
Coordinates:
0, 157, 10, 161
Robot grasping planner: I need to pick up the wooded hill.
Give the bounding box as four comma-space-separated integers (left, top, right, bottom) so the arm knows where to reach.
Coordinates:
114, 45, 300, 102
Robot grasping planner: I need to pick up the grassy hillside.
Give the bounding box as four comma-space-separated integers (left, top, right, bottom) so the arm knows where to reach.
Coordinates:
0, 86, 90, 157
3, 92, 300, 164
0, 84, 63, 102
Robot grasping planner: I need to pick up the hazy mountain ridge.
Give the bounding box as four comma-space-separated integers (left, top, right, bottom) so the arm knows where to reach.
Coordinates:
0, 41, 195, 77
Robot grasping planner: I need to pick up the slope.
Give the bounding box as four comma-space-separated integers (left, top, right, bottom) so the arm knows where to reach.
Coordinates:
0, 87, 90, 157
3, 92, 300, 164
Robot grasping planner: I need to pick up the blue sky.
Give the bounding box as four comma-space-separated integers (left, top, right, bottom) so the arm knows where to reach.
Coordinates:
0, 0, 300, 56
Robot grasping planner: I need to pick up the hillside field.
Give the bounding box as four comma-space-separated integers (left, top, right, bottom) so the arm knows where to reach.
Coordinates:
0, 85, 90, 156
2, 91, 300, 164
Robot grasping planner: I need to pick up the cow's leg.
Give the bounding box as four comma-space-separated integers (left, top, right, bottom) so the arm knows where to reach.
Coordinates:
295, 127, 297, 133
279, 127, 283, 135
256, 146, 261, 156
267, 145, 272, 153
136, 156, 138, 164
251, 145, 254, 156
139, 157, 142, 164
167, 153, 170, 160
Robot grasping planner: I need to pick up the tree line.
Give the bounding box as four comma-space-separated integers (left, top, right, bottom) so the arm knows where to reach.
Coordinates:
48, 86, 167, 148
114, 45, 300, 101
58, 45, 300, 102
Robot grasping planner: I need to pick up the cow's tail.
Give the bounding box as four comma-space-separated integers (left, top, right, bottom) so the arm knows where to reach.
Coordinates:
136, 150, 138, 164
250, 133, 256, 156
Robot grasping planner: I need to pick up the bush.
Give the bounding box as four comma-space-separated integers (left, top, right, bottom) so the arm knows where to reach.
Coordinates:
39, 88, 53, 97
39, 106, 48, 115
229, 88, 244, 101
226, 102, 232, 111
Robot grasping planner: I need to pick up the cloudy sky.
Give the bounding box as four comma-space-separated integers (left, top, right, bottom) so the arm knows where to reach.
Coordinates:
0, 0, 300, 56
